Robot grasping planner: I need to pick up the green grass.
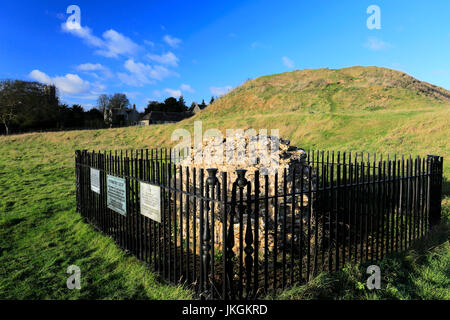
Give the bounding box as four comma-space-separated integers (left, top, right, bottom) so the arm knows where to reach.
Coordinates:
0, 141, 192, 299
0, 66, 449, 299
270, 213, 450, 300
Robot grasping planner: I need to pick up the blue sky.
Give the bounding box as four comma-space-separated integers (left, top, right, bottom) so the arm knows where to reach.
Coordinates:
1, 0, 449, 111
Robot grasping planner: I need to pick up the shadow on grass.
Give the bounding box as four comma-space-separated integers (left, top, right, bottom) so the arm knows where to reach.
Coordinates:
268, 218, 449, 300
442, 176, 450, 198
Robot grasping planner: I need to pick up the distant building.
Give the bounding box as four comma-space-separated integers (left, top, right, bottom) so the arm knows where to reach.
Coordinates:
104, 105, 140, 126
139, 111, 193, 125
124, 107, 140, 125
188, 102, 207, 114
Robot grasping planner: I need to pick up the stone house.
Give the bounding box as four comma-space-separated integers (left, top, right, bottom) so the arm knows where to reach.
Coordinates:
104, 105, 140, 126
188, 102, 207, 114
138, 111, 193, 125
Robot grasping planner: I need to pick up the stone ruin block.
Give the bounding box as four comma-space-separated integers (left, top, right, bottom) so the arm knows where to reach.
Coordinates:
170, 134, 320, 256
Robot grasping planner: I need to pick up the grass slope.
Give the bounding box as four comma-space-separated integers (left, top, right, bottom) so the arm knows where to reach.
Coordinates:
0, 137, 191, 299
272, 215, 449, 300
0, 66, 449, 299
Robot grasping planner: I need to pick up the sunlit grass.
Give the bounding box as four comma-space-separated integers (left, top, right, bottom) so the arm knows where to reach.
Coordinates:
0, 66, 449, 299
269, 217, 449, 300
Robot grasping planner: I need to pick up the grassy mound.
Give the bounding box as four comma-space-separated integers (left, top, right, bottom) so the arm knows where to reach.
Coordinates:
0, 66, 448, 299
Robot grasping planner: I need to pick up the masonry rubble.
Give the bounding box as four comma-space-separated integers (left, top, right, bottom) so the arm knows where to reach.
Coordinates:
173, 133, 320, 254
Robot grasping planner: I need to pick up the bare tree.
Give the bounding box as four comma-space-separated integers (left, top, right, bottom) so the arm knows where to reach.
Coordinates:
97, 94, 111, 127
0, 80, 18, 135
0, 105, 16, 135
97, 93, 130, 128
109, 93, 130, 109
97, 94, 110, 113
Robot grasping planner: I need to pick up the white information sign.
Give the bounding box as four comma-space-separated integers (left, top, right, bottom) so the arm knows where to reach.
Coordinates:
90, 168, 100, 194
140, 182, 161, 223
107, 175, 127, 215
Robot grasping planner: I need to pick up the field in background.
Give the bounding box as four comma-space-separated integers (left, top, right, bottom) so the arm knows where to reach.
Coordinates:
0, 66, 449, 299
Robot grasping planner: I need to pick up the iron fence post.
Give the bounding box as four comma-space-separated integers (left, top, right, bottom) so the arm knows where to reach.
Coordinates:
201, 168, 218, 299
225, 180, 238, 300
427, 155, 443, 227
75, 150, 81, 213
236, 169, 248, 299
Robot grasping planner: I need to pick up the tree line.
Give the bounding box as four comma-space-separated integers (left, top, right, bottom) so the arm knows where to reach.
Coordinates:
144, 96, 214, 113
0, 79, 215, 135
0, 80, 106, 134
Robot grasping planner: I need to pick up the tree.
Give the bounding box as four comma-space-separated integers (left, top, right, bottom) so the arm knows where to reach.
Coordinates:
58, 104, 71, 129
98, 93, 130, 127
0, 104, 16, 135
199, 99, 207, 109
145, 100, 164, 113
97, 94, 110, 113
0, 80, 59, 134
164, 97, 181, 112
97, 94, 111, 126
71, 104, 85, 127
109, 93, 130, 109
144, 97, 188, 114
84, 108, 104, 128
0, 80, 16, 135
178, 96, 187, 110
209, 96, 215, 104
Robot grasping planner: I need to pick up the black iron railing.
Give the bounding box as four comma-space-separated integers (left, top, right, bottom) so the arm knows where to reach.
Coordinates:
75, 149, 443, 299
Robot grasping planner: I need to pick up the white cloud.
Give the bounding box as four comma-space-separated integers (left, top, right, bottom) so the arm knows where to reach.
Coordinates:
76, 63, 104, 71
210, 86, 232, 96
96, 29, 140, 58
282, 56, 295, 69
76, 95, 101, 100
144, 40, 155, 47
76, 63, 113, 78
29, 70, 91, 95
126, 59, 175, 81
123, 91, 141, 99
147, 52, 179, 67
62, 22, 140, 58
29, 70, 51, 84
118, 59, 178, 86
180, 84, 195, 93
163, 35, 182, 48
52, 74, 90, 95
364, 37, 390, 51
91, 82, 106, 93
117, 72, 144, 87
165, 88, 182, 98
61, 22, 104, 47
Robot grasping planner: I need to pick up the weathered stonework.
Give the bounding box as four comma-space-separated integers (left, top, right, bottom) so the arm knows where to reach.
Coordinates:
171, 135, 320, 256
